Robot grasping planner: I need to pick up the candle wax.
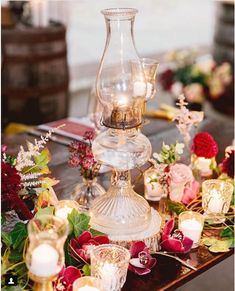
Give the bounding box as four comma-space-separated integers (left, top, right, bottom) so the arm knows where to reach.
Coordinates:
30, 243, 59, 277
207, 190, 223, 213
179, 219, 203, 244
100, 262, 117, 290
197, 157, 212, 176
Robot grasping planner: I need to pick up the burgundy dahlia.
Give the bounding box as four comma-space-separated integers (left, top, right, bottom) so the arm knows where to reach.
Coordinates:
191, 132, 218, 159
221, 150, 234, 178
1, 161, 33, 220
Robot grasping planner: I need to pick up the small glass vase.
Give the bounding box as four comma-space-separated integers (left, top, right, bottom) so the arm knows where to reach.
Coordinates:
71, 177, 105, 211
191, 154, 213, 183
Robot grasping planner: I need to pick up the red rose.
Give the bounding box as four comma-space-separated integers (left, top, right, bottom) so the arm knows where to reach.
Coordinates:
191, 132, 218, 158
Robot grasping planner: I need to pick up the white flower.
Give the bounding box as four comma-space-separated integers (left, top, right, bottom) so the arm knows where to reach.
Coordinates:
170, 82, 183, 97
175, 143, 184, 155
153, 152, 163, 163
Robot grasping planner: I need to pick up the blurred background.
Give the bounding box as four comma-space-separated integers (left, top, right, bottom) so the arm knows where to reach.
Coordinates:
1, 0, 234, 128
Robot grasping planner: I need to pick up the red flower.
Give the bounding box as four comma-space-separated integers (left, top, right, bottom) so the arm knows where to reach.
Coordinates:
1, 161, 33, 220
191, 132, 218, 158
161, 220, 193, 253
129, 241, 156, 275
54, 266, 82, 291
83, 130, 95, 141
221, 150, 234, 178
159, 69, 175, 91
69, 231, 109, 264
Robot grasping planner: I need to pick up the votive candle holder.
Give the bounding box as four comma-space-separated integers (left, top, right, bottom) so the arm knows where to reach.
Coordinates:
202, 179, 233, 223
178, 211, 204, 248
73, 276, 103, 291
90, 244, 130, 291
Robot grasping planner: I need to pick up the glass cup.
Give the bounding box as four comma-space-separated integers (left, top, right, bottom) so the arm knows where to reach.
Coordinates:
178, 211, 204, 248
73, 276, 103, 291
26, 215, 68, 289
144, 167, 164, 201
202, 179, 233, 223
90, 244, 130, 291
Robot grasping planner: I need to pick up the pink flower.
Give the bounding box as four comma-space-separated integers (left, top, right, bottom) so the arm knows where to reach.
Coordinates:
181, 179, 200, 205
169, 163, 193, 185
129, 241, 156, 275
184, 83, 204, 103
69, 231, 109, 264
54, 266, 82, 291
161, 220, 193, 253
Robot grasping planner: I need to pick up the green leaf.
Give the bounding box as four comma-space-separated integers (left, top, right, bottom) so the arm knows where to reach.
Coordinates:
10, 223, 28, 251
2, 232, 12, 248
2, 287, 23, 291
201, 237, 234, 253
64, 236, 79, 267
8, 249, 23, 262
209, 239, 233, 253
67, 210, 90, 237
35, 206, 55, 217
220, 226, 234, 238
1, 214, 6, 224
82, 264, 91, 276
90, 228, 104, 237
34, 148, 50, 169
167, 200, 187, 215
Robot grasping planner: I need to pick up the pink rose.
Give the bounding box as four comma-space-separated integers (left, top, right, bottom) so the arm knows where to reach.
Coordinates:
169, 164, 194, 203
181, 179, 200, 205
169, 164, 193, 184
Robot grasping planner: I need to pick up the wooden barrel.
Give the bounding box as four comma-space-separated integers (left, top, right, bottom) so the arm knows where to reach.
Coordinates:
2, 24, 69, 127
213, 2, 234, 65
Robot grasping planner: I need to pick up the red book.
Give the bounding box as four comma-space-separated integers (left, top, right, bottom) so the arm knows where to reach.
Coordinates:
38, 117, 95, 141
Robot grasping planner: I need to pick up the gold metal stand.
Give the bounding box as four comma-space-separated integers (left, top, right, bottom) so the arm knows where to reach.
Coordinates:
29, 272, 56, 291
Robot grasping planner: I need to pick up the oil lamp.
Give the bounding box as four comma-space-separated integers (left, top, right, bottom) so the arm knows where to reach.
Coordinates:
90, 8, 161, 245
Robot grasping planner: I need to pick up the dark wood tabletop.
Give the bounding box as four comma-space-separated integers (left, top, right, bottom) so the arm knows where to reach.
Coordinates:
3, 116, 234, 291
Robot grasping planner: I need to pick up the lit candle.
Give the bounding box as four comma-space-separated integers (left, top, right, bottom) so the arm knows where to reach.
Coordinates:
179, 211, 204, 248
55, 200, 80, 221
31, 0, 48, 27
30, 243, 59, 277
133, 81, 153, 99
144, 175, 164, 201
100, 262, 117, 290
179, 219, 203, 245
55, 206, 73, 220
207, 189, 224, 213
196, 157, 212, 177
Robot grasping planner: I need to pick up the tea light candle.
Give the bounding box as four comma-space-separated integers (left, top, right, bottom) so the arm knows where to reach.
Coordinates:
179, 211, 204, 247
55, 200, 79, 220
179, 219, 203, 245
133, 81, 153, 99
30, 243, 59, 277
207, 189, 224, 213
196, 157, 212, 177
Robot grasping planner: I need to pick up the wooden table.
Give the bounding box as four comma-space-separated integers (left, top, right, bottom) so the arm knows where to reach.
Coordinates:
4, 116, 234, 290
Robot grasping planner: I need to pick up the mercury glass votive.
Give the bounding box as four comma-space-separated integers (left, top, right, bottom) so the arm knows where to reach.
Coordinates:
144, 167, 164, 201
179, 211, 204, 248
73, 276, 103, 291
90, 244, 130, 291
202, 179, 233, 223
54, 199, 80, 220
26, 215, 68, 291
